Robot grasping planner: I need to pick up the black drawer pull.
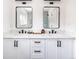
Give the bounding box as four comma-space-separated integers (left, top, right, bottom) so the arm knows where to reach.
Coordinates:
14, 40, 18, 47
34, 50, 41, 53
34, 41, 41, 43
57, 41, 61, 47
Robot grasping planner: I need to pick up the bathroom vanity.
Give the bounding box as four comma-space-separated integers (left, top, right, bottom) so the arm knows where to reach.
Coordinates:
3, 35, 75, 59
3, 0, 75, 59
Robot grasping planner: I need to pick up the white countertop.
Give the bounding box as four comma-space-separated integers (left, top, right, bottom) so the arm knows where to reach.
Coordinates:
3, 30, 75, 39
3, 32, 75, 39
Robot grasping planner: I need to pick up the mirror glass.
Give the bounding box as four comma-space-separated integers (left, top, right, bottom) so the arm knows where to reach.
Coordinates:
16, 7, 32, 29
43, 7, 60, 29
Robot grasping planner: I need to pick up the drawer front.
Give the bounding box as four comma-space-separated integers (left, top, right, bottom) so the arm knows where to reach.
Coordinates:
31, 47, 45, 59
31, 39, 45, 47
31, 47, 45, 55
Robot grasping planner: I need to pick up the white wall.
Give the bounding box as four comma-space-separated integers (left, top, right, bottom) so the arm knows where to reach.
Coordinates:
64, 0, 76, 35
3, 0, 75, 36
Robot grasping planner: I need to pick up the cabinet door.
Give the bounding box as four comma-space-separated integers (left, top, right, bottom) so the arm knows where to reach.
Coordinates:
57, 39, 74, 59
17, 39, 30, 59
3, 39, 17, 59
46, 39, 57, 59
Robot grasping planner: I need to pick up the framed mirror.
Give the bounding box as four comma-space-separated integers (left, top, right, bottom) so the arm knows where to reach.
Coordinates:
43, 6, 60, 29
16, 6, 33, 29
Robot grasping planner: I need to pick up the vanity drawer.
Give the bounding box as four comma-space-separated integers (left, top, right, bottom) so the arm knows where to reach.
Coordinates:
31, 49, 45, 59
31, 39, 45, 47
31, 48, 44, 55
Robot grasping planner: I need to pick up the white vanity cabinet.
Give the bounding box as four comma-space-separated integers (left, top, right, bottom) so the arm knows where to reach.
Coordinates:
46, 39, 74, 59
3, 39, 17, 59
57, 39, 74, 59
46, 39, 57, 59
17, 39, 30, 59
3, 38, 75, 59
3, 38, 30, 59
